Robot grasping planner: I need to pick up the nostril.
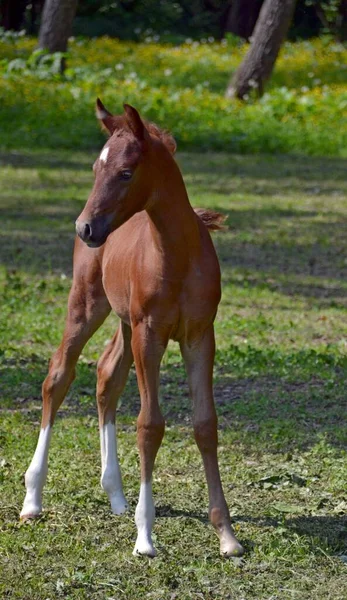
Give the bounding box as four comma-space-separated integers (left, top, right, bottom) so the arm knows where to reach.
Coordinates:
76, 220, 92, 242
83, 222, 91, 239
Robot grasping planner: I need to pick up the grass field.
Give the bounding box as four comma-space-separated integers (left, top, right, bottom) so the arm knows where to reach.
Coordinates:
0, 148, 346, 599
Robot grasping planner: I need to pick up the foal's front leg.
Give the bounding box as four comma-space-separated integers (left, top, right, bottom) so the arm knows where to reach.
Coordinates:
21, 248, 111, 520
97, 321, 133, 514
131, 323, 166, 557
180, 325, 244, 557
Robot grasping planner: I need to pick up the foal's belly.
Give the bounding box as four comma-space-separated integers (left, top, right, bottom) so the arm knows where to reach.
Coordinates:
102, 264, 182, 332
102, 261, 219, 343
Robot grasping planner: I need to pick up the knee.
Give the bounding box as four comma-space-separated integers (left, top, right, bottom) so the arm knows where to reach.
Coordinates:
96, 361, 122, 407
193, 415, 218, 452
137, 412, 165, 448
43, 355, 76, 397
97, 359, 112, 393
96, 361, 108, 403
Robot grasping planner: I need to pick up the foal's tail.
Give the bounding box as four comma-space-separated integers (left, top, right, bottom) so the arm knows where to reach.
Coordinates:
194, 208, 227, 232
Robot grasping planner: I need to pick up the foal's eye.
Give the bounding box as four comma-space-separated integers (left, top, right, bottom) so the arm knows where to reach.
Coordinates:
120, 169, 133, 180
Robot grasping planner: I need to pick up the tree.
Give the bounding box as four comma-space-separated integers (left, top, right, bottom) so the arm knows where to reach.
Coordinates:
223, 0, 264, 40
226, 0, 298, 100
38, 0, 78, 69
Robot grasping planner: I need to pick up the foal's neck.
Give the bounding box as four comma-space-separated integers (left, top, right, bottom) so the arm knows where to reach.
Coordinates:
146, 153, 200, 259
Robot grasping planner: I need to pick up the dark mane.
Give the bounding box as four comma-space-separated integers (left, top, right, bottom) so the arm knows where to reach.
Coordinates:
145, 121, 177, 154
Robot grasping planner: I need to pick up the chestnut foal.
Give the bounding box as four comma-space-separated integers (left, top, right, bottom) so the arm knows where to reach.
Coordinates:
20, 101, 244, 558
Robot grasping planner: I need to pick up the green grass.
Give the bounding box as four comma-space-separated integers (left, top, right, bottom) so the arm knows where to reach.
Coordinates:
1, 150, 347, 599
0, 35, 346, 155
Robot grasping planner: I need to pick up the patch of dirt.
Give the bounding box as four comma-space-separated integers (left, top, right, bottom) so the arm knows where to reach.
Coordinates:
214, 375, 321, 403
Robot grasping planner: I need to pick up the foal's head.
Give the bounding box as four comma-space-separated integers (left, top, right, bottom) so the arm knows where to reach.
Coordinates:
76, 100, 176, 247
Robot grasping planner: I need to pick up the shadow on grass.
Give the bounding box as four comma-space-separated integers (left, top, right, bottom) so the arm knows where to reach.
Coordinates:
0, 150, 91, 172
154, 507, 347, 555
224, 272, 347, 310
0, 229, 75, 275
237, 514, 347, 555
1, 152, 347, 306
3, 205, 347, 296
1, 346, 346, 452
214, 217, 347, 283
180, 152, 347, 185
2, 150, 347, 181
156, 505, 208, 523
287, 515, 347, 554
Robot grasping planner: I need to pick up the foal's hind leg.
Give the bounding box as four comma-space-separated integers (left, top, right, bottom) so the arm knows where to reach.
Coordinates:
97, 321, 133, 514
180, 325, 244, 557
21, 253, 111, 520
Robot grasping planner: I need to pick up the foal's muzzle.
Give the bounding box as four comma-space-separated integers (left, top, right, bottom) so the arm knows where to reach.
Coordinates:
75, 217, 110, 248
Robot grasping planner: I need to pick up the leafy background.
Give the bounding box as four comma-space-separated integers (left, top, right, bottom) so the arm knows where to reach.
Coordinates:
0, 33, 346, 155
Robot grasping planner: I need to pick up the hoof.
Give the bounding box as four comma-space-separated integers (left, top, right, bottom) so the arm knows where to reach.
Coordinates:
110, 494, 129, 515
20, 512, 41, 522
20, 495, 43, 521
133, 536, 157, 558
219, 524, 245, 557
220, 538, 245, 558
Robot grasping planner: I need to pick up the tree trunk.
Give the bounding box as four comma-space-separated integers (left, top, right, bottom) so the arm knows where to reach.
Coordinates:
224, 0, 264, 40
38, 0, 78, 54
226, 0, 297, 100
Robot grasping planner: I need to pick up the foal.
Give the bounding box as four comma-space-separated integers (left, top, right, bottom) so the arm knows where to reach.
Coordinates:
20, 101, 244, 558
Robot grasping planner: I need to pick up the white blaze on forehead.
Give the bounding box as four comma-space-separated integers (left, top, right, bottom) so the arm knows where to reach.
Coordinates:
100, 146, 109, 164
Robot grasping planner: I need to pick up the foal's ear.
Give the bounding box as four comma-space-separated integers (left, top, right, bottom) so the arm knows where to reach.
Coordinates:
123, 104, 147, 141
95, 98, 118, 135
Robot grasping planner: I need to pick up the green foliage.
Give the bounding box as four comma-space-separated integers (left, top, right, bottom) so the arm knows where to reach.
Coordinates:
300, 1, 347, 40
7, 49, 66, 77
72, 0, 345, 41
306, 0, 341, 26
0, 36, 346, 156
74, 0, 226, 40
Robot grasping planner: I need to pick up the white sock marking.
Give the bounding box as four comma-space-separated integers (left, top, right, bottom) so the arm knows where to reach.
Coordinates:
133, 481, 156, 557
20, 426, 52, 518
100, 422, 128, 514
100, 146, 109, 164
